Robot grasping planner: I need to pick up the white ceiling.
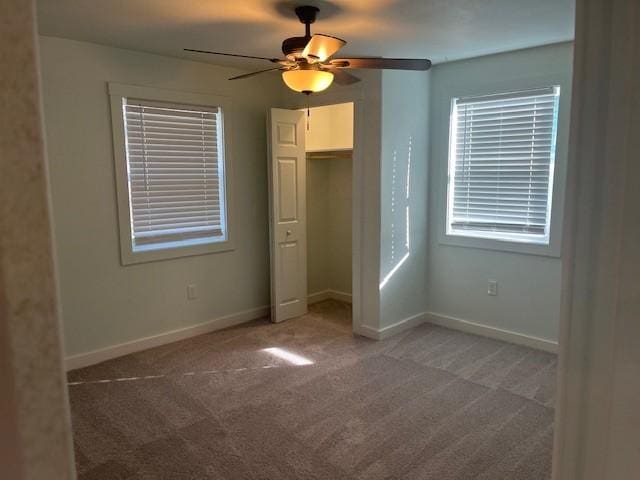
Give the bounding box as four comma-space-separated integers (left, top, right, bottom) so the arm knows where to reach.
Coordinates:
37, 0, 575, 70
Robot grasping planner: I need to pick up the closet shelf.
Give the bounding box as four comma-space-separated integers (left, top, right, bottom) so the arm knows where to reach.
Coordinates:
306, 148, 352, 160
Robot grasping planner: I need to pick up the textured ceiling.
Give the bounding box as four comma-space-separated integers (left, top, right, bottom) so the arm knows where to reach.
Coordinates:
37, 0, 575, 69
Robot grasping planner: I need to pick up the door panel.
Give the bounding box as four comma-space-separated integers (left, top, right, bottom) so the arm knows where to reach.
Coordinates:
277, 158, 298, 222
276, 122, 298, 145
278, 241, 300, 303
268, 109, 307, 322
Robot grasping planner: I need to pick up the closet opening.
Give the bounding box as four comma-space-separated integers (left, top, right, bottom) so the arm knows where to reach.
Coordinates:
303, 102, 354, 322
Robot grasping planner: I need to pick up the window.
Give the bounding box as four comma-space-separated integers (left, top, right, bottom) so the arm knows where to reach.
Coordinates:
124, 99, 225, 250
447, 86, 560, 245
109, 84, 233, 264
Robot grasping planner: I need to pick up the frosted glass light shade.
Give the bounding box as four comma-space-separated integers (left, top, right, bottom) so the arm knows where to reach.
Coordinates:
282, 69, 334, 93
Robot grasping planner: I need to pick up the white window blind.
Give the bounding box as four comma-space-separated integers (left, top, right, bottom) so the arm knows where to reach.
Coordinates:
123, 98, 226, 251
447, 86, 560, 243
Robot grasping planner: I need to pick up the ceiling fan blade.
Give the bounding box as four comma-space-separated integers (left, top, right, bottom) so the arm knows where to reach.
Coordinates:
184, 48, 282, 63
332, 57, 432, 71
228, 67, 284, 81
326, 67, 361, 85
302, 34, 347, 62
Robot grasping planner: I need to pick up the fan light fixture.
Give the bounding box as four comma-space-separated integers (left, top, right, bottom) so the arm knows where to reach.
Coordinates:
185, 5, 432, 96
282, 68, 334, 94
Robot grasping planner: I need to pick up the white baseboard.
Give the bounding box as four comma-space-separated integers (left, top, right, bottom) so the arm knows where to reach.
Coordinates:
358, 312, 429, 340
308, 289, 352, 305
307, 290, 332, 304
329, 290, 352, 304
425, 312, 558, 353
65, 304, 556, 371
65, 305, 270, 371
355, 310, 558, 353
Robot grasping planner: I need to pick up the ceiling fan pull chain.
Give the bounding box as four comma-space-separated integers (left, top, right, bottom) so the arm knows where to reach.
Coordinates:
307, 99, 310, 131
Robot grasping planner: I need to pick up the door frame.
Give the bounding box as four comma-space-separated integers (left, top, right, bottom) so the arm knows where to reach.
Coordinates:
552, 0, 639, 478
289, 91, 365, 335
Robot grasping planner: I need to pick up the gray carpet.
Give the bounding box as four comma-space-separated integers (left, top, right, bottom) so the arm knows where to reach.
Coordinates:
68, 300, 557, 479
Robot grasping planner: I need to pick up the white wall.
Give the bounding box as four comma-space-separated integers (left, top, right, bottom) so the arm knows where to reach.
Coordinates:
40, 35, 571, 361
307, 157, 330, 295
38, 36, 287, 358
427, 43, 574, 343
304, 102, 353, 151
327, 158, 353, 294
306, 156, 352, 296
553, 1, 640, 477
379, 69, 431, 331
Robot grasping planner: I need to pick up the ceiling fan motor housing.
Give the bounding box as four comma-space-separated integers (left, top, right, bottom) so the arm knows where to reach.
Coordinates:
281, 36, 309, 58
282, 5, 320, 58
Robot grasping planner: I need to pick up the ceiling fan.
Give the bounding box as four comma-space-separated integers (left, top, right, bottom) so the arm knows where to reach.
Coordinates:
185, 5, 432, 95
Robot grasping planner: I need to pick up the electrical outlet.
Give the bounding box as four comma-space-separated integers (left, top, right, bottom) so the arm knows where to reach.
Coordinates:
187, 284, 197, 300
487, 280, 498, 296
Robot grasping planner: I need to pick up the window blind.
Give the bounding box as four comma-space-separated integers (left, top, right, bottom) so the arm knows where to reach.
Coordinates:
448, 87, 560, 240
123, 98, 225, 249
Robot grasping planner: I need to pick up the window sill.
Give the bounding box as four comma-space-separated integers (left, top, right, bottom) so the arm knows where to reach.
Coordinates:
439, 232, 560, 258
120, 238, 235, 265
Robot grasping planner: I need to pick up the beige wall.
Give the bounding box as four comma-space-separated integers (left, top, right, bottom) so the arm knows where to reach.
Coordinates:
0, 5, 75, 478
327, 158, 353, 294
307, 156, 353, 296
38, 36, 287, 358
307, 157, 331, 295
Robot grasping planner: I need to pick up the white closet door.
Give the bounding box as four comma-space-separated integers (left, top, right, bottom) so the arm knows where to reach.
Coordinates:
267, 108, 307, 322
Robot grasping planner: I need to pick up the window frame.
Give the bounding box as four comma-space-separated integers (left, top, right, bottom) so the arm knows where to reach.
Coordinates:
436, 75, 569, 258
109, 83, 235, 265
446, 86, 560, 246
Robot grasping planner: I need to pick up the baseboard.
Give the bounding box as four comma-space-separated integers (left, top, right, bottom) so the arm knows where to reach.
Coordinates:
66, 292, 353, 371
425, 312, 558, 353
358, 312, 429, 340
356, 311, 558, 352
65, 303, 556, 370
308, 289, 353, 305
329, 290, 352, 304
307, 290, 332, 304
65, 305, 270, 371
